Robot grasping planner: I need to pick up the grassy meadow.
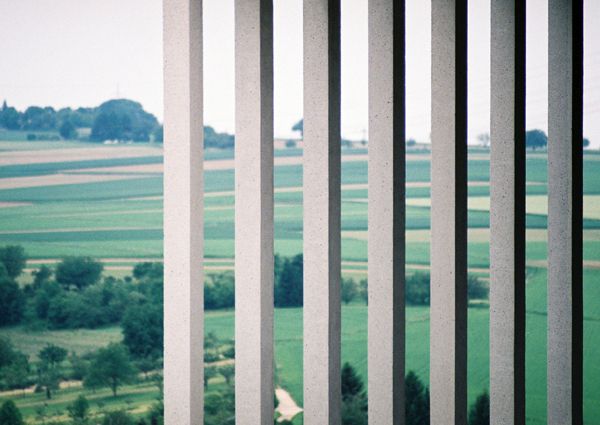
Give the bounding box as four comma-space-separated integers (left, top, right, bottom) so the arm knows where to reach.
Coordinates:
0, 139, 599, 423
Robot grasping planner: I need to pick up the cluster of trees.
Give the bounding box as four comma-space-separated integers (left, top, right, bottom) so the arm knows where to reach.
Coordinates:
0, 99, 159, 142
0, 249, 163, 334
0, 338, 140, 399
476, 129, 591, 150
1, 99, 237, 147
339, 362, 489, 425
271, 255, 489, 308
0, 246, 27, 326
90, 100, 159, 143
205, 255, 489, 310
525, 129, 591, 149
0, 101, 93, 132
338, 363, 430, 425
0, 344, 163, 425
403, 272, 489, 306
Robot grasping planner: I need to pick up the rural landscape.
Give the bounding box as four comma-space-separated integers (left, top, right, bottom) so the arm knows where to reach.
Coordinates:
0, 100, 599, 424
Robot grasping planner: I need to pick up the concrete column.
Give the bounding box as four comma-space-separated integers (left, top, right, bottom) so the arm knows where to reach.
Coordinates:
234, 0, 274, 424
547, 1, 584, 424
303, 0, 341, 423
489, 1, 526, 424
163, 0, 204, 424
367, 0, 405, 423
430, 1, 468, 424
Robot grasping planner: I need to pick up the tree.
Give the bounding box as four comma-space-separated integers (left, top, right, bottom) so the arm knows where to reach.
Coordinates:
467, 275, 488, 300
0, 337, 18, 368
204, 366, 217, 388
55, 256, 103, 290
406, 138, 417, 147
102, 411, 135, 425
219, 365, 235, 386
358, 279, 368, 305
583, 137, 590, 148
67, 395, 90, 423
341, 278, 358, 304
122, 304, 163, 359
204, 272, 235, 310
477, 133, 490, 147
91, 99, 159, 142
274, 254, 303, 307
39, 344, 67, 367
2, 353, 29, 393
525, 129, 547, 150
37, 344, 67, 399
0, 269, 24, 326
406, 272, 430, 305
292, 119, 304, 137
153, 125, 163, 143
136, 357, 157, 380
68, 352, 89, 380
133, 262, 164, 281
204, 126, 234, 149
22, 106, 56, 131
341, 363, 364, 402
85, 343, 136, 397
0, 101, 21, 130
341, 363, 367, 424
0, 400, 24, 425
204, 387, 235, 425
342, 395, 368, 425
59, 120, 77, 140
405, 371, 429, 425
32, 265, 53, 288
469, 391, 490, 425
0, 245, 26, 280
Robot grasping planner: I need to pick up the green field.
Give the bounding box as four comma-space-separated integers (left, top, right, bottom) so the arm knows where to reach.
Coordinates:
0, 140, 599, 423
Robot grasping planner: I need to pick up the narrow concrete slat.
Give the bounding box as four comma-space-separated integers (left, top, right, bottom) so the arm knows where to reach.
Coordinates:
430, 1, 468, 423
489, 1, 526, 423
234, 0, 274, 424
303, 0, 342, 423
368, 0, 406, 423
547, 1, 584, 424
163, 0, 204, 424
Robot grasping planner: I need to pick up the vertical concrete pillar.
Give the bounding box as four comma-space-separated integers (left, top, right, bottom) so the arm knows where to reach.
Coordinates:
368, 0, 405, 423
163, 0, 204, 424
303, 0, 342, 423
489, 1, 526, 424
234, 0, 274, 424
547, 1, 584, 424
430, 0, 468, 423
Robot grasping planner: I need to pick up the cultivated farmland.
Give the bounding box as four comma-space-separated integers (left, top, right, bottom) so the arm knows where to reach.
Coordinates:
0, 140, 599, 424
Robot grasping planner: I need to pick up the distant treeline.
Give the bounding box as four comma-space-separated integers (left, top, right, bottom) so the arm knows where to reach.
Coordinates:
0, 99, 234, 147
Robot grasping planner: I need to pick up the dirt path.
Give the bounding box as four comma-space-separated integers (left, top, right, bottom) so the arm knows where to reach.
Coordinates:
275, 387, 303, 422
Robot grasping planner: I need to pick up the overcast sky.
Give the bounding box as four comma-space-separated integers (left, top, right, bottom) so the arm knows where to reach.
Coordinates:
0, 0, 599, 146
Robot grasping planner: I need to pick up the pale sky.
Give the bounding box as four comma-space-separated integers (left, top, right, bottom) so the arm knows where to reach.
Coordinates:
0, 0, 599, 146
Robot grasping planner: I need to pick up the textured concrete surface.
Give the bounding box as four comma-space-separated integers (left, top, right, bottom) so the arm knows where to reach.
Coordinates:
234, 0, 274, 424
547, 1, 584, 424
489, 1, 526, 424
303, 0, 342, 423
163, 0, 204, 424
367, 0, 405, 424
430, 1, 468, 424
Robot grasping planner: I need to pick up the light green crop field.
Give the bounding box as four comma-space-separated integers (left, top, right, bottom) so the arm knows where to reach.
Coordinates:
0, 140, 599, 423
